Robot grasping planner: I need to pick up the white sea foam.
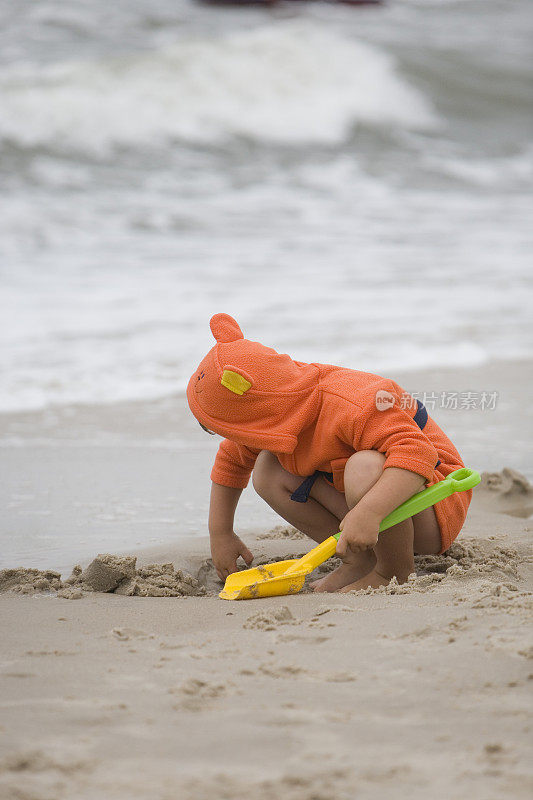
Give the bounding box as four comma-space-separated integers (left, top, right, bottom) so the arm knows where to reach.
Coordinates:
1, 4, 531, 415
0, 23, 436, 154
424, 149, 533, 187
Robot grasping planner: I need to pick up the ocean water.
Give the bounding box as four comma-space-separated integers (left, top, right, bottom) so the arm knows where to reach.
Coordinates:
1, 0, 532, 412
1, 0, 532, 569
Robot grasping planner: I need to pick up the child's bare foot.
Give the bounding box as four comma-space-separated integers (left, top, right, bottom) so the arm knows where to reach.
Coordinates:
338, 567, 413, 593
310, 551, 376, 592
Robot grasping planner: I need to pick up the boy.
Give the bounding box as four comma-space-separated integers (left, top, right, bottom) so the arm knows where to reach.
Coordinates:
187, 313, 472, 592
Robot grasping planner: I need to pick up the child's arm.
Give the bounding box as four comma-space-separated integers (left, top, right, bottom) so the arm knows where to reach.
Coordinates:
337, 466, 425, 556
209, 482, 253, 581
337, 386, 440, 556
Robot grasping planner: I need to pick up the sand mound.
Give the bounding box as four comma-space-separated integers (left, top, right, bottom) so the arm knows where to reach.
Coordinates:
0, 555, 205, 598
113, 562, 206, 597
347, 537, 524, 598
477, 467, 533, 517
243, 606, 297, 630
257, 525, 306, 540
75, 554, 137, 592
416, 537, 519, 580
1, 527, 527, 604
0, 568, 62, 594
480, 467, 533, 496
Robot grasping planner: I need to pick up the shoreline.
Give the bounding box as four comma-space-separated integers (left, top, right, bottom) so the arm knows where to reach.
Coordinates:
1, 356, 531, 572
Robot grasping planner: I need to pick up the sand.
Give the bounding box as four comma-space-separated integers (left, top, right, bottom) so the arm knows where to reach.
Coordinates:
1, 466, 532, 800
0, 555, 205, 599
1, 357, 532, 799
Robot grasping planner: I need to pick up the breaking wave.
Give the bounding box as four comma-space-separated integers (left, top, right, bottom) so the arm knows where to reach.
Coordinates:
0, 23, 436, 155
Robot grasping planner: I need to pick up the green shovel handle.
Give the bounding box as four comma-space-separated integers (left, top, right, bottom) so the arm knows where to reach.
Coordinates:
333, 467, 480, 542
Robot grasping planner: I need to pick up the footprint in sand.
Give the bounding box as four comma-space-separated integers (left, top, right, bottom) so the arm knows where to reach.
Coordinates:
2, 672, 36, 679
111, 628, 155, 642
169, 678, 229, 711
180, 769, 353, 800
0, 749, 93, 775
257, 663, 356, 683
25, 650, 76, 657
471, 582, 533, 614
258, 663, 307, 679
243, 606, 299, 631
395, 616, 470, 642
275, 633, 330, 644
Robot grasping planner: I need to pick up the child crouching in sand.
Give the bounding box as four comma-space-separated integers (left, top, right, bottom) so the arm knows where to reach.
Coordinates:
187, 314, 472, 592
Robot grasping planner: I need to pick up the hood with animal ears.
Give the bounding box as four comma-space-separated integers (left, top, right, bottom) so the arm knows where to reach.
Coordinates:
186, 313, 321, 453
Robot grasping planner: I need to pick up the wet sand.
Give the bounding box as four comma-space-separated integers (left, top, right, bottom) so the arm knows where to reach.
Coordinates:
1, 359, 532, 799
1, 473, 533, 799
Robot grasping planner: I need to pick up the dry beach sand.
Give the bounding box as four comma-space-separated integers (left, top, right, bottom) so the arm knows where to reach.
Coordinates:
1, 473, 532, 800
1, 359, 533, 800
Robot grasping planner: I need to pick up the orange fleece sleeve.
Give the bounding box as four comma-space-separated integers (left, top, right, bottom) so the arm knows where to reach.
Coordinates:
210, 439, 260, 489
354, 395, 439, 482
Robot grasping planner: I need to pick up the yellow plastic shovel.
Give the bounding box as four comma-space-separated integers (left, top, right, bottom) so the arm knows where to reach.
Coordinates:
219, 467, 480, 600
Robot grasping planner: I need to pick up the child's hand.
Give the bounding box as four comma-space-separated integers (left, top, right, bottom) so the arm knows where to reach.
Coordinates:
336, 506, 381, 557
210, 532, 254, 582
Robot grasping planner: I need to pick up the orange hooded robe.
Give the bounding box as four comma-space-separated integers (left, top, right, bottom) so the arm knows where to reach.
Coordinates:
187, 313, 472, 553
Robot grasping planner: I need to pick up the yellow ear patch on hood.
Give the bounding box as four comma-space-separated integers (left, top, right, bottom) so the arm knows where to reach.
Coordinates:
221, 369, 252, 396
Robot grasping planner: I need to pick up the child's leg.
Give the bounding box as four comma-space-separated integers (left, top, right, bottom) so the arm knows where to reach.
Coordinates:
252, 450, 377, 589
338, 517, 415, 591
252, 450, 347, 543
310, 450, 384, 592
315, 450, 443, 592
252, 449, 443, 593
